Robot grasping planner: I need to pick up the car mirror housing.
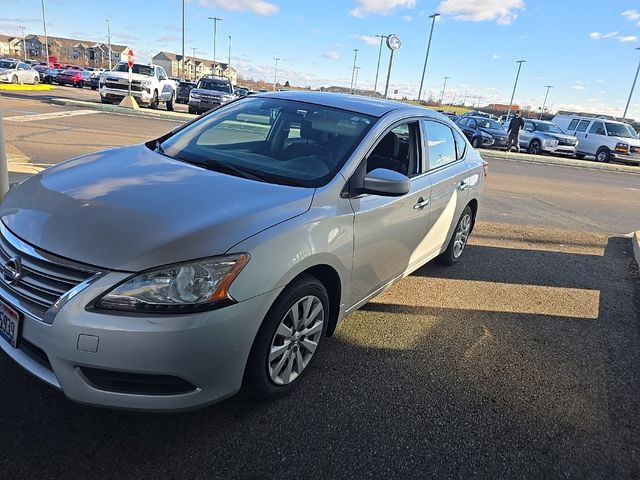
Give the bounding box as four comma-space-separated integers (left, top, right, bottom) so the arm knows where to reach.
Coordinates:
362, 168, 410, 197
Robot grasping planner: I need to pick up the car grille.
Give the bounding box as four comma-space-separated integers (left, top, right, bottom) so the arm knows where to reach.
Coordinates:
104, 80, 142, 92
0, 225, 100, 323
557, 138, 575, 146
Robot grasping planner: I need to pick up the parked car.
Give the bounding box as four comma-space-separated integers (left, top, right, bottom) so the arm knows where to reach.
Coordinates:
460, 110, 493, 119
0, 59, 40, 84
99, 62, 177, 109
54, 69, 84, 87
235, 87, 249, 97
519, 119, 578, 155
457, 115, 509, 149
34, 66, 60, 84
176, 80, 196, 104
553, 115, 640, 164
188, 76, 235, 114
0, 91, 484, 411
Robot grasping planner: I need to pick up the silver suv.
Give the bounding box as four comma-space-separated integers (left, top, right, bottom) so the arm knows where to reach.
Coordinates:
519, 119, 578, 155
0, 92, 485, 411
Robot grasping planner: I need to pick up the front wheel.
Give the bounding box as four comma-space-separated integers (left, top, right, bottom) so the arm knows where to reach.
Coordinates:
595, 147, 610, 163
438, 206, 473, 266
244, 274, 329, 401
149, 90, 159, 109
575, 153, 586, 159
33, 76, 39, 85
166, 93, 175, 111
471, 137, 482, 149
528, 140, 541, 155
11, 75, 18, 84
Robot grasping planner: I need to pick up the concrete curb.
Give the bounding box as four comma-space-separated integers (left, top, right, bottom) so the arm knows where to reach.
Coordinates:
479, 148, 640, 175
633, 231, 640, 267
49, 98, 192, 122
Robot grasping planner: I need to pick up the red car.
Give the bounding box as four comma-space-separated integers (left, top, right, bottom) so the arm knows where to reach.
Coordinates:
55, 69, 91, 87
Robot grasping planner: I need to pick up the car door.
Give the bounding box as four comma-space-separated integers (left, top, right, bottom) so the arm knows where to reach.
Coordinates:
421, 119, 471, 259
348, 120, 432, 306
582, 120, 606, 155
521, 120, 535, 147
572, 120, 592, 154
457, 118, 472, 140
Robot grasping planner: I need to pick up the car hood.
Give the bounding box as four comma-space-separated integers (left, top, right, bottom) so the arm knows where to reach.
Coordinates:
104, 71, 153, 82
191, 88, 232, 98
0, 68, 17, 74
479, 127, 507, 137
0, 144, 314, 272
545, 133, 577, 141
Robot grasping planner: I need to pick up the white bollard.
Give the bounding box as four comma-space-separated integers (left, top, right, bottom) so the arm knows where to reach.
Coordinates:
0, 93, 10, 199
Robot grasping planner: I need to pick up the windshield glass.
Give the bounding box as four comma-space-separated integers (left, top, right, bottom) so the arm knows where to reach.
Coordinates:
535, 122, 564, 134
113, 62, 154, 76
476, 119, 503, 130
159, 97, 375, 187
197, 79, 232, 93
0, 60, 18, 69
605, 122, 638, 139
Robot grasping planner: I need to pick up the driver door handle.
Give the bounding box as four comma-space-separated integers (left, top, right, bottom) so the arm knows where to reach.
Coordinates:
413, 197, 430, 210
458, 180, 469, 191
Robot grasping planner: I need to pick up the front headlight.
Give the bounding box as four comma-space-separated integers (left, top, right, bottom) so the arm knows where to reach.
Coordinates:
480, 131, 492, 139
190, 92, 200, 100
615, 142, 629, 154
94, 254, 249, 313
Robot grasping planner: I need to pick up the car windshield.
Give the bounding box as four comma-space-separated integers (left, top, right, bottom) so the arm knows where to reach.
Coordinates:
197, 79, 232, 93
535, 122, 564, 134
113, 63, 154, 76
0, 60, 18, 69
605, 122, 638, 139
159, 97, 375, 187
476, 119, 503, 130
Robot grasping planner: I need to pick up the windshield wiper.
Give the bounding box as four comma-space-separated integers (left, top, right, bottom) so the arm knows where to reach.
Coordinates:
183, 157, 267, 182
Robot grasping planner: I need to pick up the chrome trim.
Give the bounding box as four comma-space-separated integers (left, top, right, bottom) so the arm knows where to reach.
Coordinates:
43, 273, 104, 324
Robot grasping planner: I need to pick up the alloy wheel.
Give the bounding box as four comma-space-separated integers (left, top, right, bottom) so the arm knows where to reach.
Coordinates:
453, 213, 472, 259
268, 295, 324, 385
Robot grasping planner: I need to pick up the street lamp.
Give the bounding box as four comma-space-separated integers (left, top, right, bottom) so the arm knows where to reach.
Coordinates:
19, 26, 26, 61
418, 12, 440, 102
191, 47, 197, 80
623, 47, 640, 119
41, 0, 49, 67
384, 34, 402, 99
373, 34, 388, 94
273, 57, 280, 91
106, 19, 112, 70
505, 60, 526, 121
350, 48, 359, 94
228, 35, 231, 69
439, 76, 450, 104
540, 85, 553, 119
208, 16, 222, 74
353, 66, 361, 93
181, 0, 185, 81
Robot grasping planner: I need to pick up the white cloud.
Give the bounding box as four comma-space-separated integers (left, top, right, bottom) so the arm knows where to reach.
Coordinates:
570, 85, 586, 91
590, 31, 618, 40
402, 15, 414, 21
323, 51, 340, 60
622, 9, 640, 21
491, 53, 501, 59
437, 0, 525, 25
349, 0, 416, 18
618, 35, 638, 43
352, 34, 379, 45
199, 0, 279, 16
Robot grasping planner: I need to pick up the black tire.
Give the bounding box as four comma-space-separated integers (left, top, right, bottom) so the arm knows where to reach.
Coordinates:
438, 205, 474, 266
11, 75, 18, 84
244, 274, 329, 401
575, 153, 586, 159
595, 147, 610, 163
91, 86, 97, 90
166, 93, 175, 111
188, 105, 196, 115
33, 75, 39, 85
100, 95, 111, 104
149, 90, 159, 109
528, 139, 542, 155
471, 137, 482, 149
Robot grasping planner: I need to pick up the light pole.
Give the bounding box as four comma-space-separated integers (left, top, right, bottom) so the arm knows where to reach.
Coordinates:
373, 34, 388, 94
439, 76, 449, 104
350, 48, 359, 93
208, 16, 222, 74
418, 12, 440, 102
106, 19, 112, 70
353, 66, 361, 93
19, 26, 26, 61
623, 47, 640, 119
181, 0, 185, 81
273, 57, 280, 91
228, 35, 231, 70
191, 47, 197, 80
540, 85, 553, 119
505, 60, 526, 121
384, 34, 401, 99
41, 0, 49, 67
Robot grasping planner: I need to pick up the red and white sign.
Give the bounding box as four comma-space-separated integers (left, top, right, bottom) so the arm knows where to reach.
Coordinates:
127, 49, 134, 68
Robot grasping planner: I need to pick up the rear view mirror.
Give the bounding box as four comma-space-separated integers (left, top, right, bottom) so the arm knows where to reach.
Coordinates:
362, 168, 410, 197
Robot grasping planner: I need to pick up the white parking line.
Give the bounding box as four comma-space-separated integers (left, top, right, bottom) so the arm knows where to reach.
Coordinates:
624, 187, 640, 192
4, 110, 101, 122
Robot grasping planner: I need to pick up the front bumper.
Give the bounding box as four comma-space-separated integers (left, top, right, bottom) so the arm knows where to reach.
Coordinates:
610, 151, 640, 165
100, 86, 153, 104
0, 272, 282, 411
189, 97, 228, 113
543, 144, 577, 155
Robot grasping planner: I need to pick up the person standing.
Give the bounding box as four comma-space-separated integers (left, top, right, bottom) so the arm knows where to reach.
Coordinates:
506, 110, 525, 152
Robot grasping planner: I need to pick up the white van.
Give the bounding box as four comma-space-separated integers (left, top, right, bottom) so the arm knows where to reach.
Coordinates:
552, 115, 640, 164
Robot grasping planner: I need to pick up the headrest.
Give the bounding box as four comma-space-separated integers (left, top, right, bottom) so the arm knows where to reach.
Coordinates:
372, 132, 399, 157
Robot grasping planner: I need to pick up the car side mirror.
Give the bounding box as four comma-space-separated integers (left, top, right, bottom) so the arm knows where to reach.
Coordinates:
362, 168, 410, 197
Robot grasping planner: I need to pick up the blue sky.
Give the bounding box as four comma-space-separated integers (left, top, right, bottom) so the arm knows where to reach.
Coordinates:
2, 0, 640, 118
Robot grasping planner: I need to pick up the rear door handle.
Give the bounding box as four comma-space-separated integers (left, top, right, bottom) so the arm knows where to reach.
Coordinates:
413, 197, 430, 209
458, 180, 469, 191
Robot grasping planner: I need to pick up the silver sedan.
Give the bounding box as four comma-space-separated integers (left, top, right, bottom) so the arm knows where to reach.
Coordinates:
0, 91, 485, 410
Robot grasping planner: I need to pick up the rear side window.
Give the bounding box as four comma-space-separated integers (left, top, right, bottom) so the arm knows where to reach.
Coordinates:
453, 129, 467, 159
575, 120, 590, 132
589, 121, 606, 135
567, 119, 579, 130
422, 120, 457, 170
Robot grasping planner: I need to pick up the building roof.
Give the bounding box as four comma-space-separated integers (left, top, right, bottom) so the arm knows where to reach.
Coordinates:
25, 34, 126, 52
0, 35, 17, 43
152, 51, 234, 71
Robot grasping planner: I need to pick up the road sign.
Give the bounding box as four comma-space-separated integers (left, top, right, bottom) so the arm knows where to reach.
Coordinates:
127, 49, 134, 68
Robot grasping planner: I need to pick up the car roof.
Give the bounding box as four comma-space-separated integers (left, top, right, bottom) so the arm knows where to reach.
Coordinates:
252, 91, 430, 118
554, 114, 627, 125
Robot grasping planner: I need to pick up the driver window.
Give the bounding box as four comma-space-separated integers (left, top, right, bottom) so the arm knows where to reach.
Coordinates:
366, 122, 421, 177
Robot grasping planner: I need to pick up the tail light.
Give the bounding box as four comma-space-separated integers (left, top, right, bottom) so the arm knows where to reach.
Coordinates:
482, 160, 489, 177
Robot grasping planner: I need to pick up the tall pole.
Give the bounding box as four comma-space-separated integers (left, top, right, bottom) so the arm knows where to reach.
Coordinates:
417, 12, 440, 102
384, 50, 394, 99
350, 48, 358, 93
208, 16, 222, 74
273, 57, 280, 91
41, 0, 49, 67
192, 47, 196, 80
623, 47, 640, 119
228, 35, 231, 69
353, 66, 361, 93
181, 0, 185, 81
19, 26, 26, 61
506, 60, 526, 121
373, 35, 387, 94
106, 19, 112, 70
540, 85, 553, 119
439, 76, 449, 104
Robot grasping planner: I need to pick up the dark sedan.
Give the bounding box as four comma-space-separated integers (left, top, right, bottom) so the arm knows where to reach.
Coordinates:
33, 66, 60, 84
456, 116, 509, 149
176, 81, 196, 104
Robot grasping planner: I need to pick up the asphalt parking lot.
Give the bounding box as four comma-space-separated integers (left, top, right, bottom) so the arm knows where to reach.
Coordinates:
0, 91, 639, 479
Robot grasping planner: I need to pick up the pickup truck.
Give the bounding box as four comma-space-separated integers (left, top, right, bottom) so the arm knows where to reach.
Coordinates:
99, 62, 177, 110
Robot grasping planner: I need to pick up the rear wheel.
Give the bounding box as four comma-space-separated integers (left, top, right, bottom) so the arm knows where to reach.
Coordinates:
244, 274, 328, 401
595, 147, 610, 163
528, 139, 542, 154
438, 206, 473, 266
